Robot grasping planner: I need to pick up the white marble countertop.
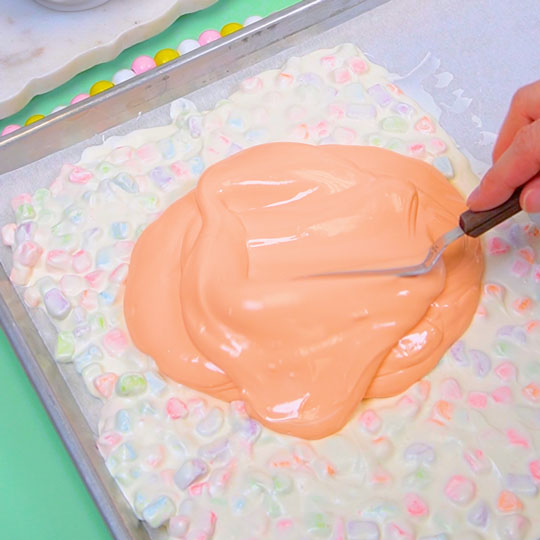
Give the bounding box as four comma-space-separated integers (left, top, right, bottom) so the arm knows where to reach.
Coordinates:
0, 0, 216, 119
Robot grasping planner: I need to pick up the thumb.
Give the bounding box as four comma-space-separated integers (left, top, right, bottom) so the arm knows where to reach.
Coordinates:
520, 175, 540, 213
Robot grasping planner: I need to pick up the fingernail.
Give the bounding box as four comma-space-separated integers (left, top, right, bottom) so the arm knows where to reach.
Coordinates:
522, 189, 540, 213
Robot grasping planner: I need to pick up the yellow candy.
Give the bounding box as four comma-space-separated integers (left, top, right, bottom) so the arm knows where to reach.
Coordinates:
220, 22, 243, 36
89, 80, 114, 96
154, 48, 180, 66
25, 114, 45, 126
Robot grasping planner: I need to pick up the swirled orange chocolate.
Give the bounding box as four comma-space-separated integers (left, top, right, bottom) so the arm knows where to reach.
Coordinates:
124, 143, 483, 439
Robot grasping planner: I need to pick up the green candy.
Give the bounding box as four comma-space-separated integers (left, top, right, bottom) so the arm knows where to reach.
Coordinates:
55, 331, 75, 362
116, 373, 147, 397
16, 204, 36, 223
367, 134, 385, 147
381, 116, 409, 133
272, 473, 293, 494
33, 188, 51, 206
306, 512, 330, 534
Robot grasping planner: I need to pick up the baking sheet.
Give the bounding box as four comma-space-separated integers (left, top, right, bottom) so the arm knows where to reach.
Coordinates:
1, 0, 540, 538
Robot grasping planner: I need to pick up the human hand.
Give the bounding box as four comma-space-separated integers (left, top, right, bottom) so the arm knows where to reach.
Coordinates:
467, 80, 540, 212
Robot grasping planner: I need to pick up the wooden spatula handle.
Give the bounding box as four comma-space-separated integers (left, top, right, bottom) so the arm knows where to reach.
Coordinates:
459, 186, 523, 238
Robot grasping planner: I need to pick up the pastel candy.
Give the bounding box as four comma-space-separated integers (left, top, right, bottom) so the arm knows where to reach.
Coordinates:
391, 102, 415, 118
384, 520, 415, 540
487, 236, 510, 255
504, 474, 538, 496
44, 288, 71, 319
72, 249, 92, 273
444, 475, 476, 505
196, 407, 224, 437
346, 520, 380, 540
177, 39, 200, 55
166, 397, 188, 419
112, 69, 135, 85
244, 15, 263, 25
359, 410, 382, 433
470, 350, 491, 377
142, 496, 175, 528
433, 156, 454, 179
403, 443, 435, 464
1, 223, 16, 246
55, 332, 75, 361
168, 516, 190, 537
132, 55, 156, 74
198, 29, 221, 46
144, 371, 166, 395
347, 103, 377, 119
450, 341, 468, 366
116, 373, 147, 397
174, 458, 208, 490
367, 84, 392, 107
15, 221, 36, 243
467, 500, 489, 527
14, 241, 42, 267
496, 514, 530, 540
404, 493, 428, 516
381, 116, 408, 133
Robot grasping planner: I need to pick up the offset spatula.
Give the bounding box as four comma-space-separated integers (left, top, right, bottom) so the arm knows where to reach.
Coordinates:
310, 187, 523, 278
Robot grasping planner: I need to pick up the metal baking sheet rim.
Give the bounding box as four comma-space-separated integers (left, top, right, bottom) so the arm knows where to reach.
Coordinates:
0, 1, 390, 539
0, 0, 388, 175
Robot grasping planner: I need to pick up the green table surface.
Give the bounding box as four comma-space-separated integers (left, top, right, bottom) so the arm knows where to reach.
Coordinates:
0, 1, 297, 538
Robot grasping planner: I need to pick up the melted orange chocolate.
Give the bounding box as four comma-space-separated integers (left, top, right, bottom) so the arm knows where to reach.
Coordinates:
124, 143, 483, 439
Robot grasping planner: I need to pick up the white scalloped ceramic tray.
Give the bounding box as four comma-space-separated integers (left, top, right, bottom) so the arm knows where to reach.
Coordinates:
0, 0, 217, 119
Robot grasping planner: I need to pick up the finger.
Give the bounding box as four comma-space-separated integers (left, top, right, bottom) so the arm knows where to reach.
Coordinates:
520, 174, 540, 213
467, 118, 540, 210
493, 81, 540, 162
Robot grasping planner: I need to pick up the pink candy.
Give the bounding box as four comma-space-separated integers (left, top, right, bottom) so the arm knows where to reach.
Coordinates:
529, 459, 540, 481
10, 266, 31, 286
440, 378, 462, 400
85, 269, 107, 290
94, 372, 118, 398
506, 428, 530, 448
198, 29, 221, 46
359, 409, 382, 433
69, 166, 93, 185
47, 249, 71, 270
467, 391, 488, 408
71, 93, 89, 104
404, 493, 428, 517
1, 124, 20, 136
72, 249, 92, 273
495, 362, 517, 381
487, 236, 510, 255
103, 328, 129, 357
408, 143, 426, 157
1, 223, 16, 246
463, 448, 491, 474
131, 55, 156, 74
444, 475, 476, 505
428, 138, 447, 154
166, 397, 188, 419
13, 241, 42, 267
491, 385, 513, 404
414, 116, 435, 134
97, 431, 122, 457
511, 258, 531, 278
109, 263, 129, 284
332, 68, 351, 84
347, 56, 368, 74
